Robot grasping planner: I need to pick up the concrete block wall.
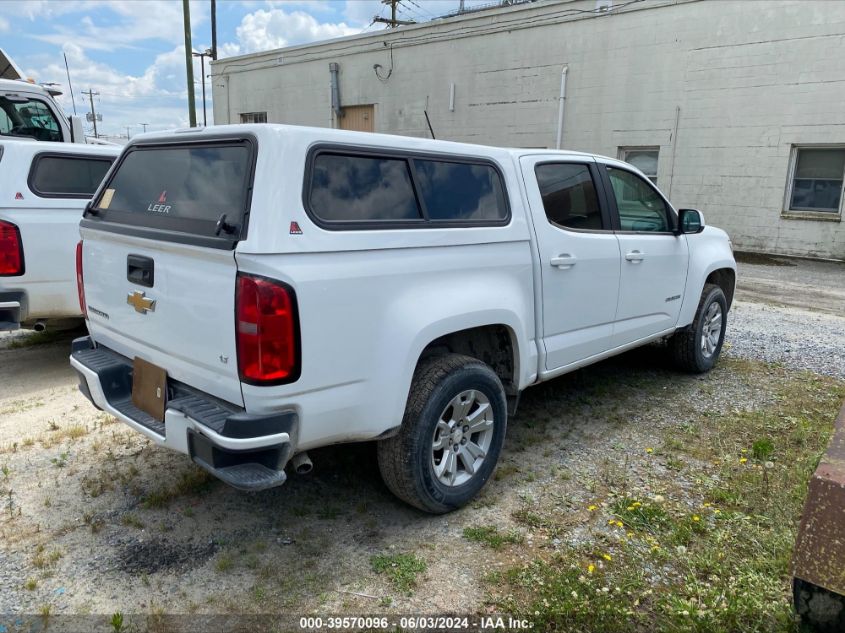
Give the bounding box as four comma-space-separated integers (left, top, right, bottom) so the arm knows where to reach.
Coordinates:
211, 0, 845, 260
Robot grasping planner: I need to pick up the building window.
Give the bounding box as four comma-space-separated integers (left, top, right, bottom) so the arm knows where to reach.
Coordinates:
618, 147, 659, 185
240, 112, 267, 124
786, 147, 845, 216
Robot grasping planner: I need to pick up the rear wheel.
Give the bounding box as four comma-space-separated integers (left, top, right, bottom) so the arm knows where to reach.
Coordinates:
670, 283, 727, 373
377, 354, 507, 514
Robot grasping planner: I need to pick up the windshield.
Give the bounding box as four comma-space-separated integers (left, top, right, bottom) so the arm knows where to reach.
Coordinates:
89, 140, 254, 243
0, 95, 63, 142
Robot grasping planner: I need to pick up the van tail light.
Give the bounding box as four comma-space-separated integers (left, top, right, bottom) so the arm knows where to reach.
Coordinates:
0, 220, 24, 276
76, 241, 87, 319
236, 273, 300, 385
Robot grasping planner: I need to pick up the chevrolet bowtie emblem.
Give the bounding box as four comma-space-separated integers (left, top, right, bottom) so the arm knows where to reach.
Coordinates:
127, 290, 156, 314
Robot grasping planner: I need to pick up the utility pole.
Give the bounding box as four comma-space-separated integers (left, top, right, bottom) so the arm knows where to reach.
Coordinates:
210, 0, 218, 60
374, 0, 415, 27
125, 126, 131, 140
192, 50, 212, 127
182, 0, 197, 127
81, 89, 99, 138
139, 123, 148, 133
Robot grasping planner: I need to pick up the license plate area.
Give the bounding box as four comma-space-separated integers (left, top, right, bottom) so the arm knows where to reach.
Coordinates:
131, 357, 167, 422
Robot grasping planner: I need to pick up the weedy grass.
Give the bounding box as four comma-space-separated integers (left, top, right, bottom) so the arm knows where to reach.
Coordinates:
141, 468, 214, 508
490, 360, 845, 633
6, 330, 62, 349
463, 525, 524, 550
0, 398, 45, 417
370, 553, 427, 595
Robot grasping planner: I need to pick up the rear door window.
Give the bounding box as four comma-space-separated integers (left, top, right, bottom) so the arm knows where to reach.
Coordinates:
535, 163, 607, 231
89, 140, 254, 243
29, 154, 114, 198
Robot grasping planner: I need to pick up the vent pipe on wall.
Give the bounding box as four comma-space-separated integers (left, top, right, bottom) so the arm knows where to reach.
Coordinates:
329, 62, 343, 122
555, 65, 568, 149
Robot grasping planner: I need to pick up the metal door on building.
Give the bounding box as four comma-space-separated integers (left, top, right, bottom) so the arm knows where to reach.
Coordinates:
339, 105, 374, 132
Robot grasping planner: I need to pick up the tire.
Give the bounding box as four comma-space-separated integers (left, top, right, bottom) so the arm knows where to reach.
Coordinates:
377, 353, 507, 514
670, 283, 728, 373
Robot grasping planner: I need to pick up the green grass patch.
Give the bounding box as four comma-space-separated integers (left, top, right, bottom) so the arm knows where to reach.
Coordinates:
370, 553, 427, 595
462, 525, 524, 550
488, 361, 845, 632
6, 330, 62, 349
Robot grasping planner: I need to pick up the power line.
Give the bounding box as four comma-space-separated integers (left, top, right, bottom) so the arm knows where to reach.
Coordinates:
374, 0, 415, 27
218, 0, 645, 74
404, 0, 436, 20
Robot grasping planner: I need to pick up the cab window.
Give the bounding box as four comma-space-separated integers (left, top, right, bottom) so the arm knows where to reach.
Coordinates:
0, 96, 63, 142
606, 167, 672, 232
535, 163, 607, 231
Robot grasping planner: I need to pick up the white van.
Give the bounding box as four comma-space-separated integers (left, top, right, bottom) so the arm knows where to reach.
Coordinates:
71, 125, 735, 513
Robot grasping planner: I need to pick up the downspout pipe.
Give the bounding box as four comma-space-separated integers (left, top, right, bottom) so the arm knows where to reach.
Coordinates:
555, 65, 569, 149
329, 62, 343, 123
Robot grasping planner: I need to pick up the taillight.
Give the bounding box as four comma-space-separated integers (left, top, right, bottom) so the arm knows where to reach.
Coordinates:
76, 241, 87, 318
0, 220, 24, 276
236, 274, 300, 384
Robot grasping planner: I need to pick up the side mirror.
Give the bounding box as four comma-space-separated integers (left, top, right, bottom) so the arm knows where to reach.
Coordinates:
677, 208, 705, 235
69, 115, 85, 144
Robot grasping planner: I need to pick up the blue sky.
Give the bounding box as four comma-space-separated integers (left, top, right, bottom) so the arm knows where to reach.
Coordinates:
0, 0, 487, 138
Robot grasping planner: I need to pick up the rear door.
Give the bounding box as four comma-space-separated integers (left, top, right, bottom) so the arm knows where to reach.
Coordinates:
599, 163, 689, 346
520, 155, 621, 371
80, 137, 256, 407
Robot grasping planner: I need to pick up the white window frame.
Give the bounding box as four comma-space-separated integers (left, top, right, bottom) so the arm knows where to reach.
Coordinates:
618, 146, 659, 186
240, 112, 267, 124
783, 145, 845, 220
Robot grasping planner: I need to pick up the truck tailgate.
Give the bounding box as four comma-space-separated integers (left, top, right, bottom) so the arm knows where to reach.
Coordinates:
82, 229, 243, 407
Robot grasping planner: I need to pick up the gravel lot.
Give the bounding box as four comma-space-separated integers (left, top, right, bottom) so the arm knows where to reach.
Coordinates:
726, 301, 845, 379
0, 257, 843, 630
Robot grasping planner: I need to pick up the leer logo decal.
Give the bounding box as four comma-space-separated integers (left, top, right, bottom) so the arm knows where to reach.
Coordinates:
147, 190, 171, 214
127, 290, 156, 314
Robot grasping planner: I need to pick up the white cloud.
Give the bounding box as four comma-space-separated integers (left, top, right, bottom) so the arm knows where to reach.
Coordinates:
26, 42, 209, 137
20, 1, 207, 52
233, 8, 361, 54
0, 16, 9, 32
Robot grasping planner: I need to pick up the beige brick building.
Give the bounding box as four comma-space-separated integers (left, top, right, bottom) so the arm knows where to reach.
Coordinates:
211, 0, 845, 260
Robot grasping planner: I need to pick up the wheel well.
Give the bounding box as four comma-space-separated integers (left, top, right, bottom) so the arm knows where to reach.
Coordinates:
418, 325, 517, 395
706, 268, 736, 309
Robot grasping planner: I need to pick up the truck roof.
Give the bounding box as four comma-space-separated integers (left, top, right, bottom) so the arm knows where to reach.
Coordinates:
0, 138, 120, 158
129, 123, 606, 164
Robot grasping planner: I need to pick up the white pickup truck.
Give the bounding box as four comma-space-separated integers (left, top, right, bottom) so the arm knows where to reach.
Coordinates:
71, 125, 735, 513
0, 141, 118, 330
1, 49, 87, 145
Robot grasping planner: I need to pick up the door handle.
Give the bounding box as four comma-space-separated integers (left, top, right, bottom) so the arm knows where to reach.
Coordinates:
625, 250, 645, 263
550, 254, 577, 269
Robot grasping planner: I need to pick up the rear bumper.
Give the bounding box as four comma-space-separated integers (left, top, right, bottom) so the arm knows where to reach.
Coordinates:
70, 336, 297, 491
